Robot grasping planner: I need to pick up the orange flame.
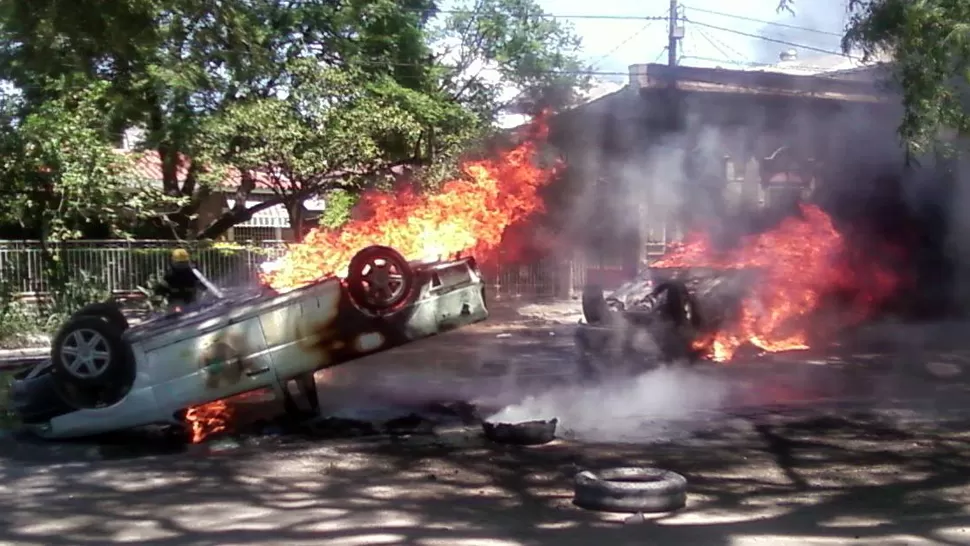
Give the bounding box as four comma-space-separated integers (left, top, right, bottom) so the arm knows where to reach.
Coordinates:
655, 203, 901, 361
261, 115, 557, 290
184, 400, 233, 443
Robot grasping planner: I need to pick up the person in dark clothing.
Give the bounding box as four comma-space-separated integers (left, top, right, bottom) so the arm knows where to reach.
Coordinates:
154, 249, 215, 310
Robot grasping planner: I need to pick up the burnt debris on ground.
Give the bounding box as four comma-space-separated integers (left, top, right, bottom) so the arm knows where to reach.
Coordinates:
0, 398, 496, 463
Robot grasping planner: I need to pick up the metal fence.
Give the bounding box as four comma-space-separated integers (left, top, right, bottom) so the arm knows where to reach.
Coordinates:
0, 240, 288, 296
0, 240, 582, 300
0, 239, 672, 301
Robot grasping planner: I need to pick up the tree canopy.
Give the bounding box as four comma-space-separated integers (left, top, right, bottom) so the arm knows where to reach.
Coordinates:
0, 0, 588, 241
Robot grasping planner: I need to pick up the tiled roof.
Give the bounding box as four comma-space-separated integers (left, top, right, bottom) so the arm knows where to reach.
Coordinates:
124, 149, 279, 190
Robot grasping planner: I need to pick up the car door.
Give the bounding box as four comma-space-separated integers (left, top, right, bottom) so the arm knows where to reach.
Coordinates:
256, 279, 345, 385
144, 313, 277, 412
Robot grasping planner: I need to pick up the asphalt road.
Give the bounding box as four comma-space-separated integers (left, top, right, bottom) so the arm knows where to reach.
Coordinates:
3, 303, 970, 545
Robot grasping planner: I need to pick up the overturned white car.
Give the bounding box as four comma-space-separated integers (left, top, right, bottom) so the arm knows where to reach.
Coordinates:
11, 245, 489, 439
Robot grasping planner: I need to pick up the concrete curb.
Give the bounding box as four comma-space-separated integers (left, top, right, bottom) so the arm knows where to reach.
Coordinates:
0, 347, 48, 371
0, 347, 47, 358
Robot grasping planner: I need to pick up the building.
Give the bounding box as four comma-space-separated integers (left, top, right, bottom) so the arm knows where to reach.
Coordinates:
543, 52, 901, 288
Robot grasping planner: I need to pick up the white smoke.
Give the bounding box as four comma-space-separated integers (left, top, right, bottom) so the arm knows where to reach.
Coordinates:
485, 366, 730, 443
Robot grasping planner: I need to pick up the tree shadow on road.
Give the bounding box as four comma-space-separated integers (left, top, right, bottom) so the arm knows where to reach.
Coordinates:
1, 410, 970, 546
3, 308, 970, 545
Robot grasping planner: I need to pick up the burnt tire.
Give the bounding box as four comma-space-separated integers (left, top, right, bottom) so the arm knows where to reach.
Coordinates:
653, 282, 701, 360
573, 467, 688, 513
73, 301, 129, 332
482, 418, 558, 446
655, 282, 699, 329
50, 316, 135, 408
282, 372, 320, 417
581, 284, 609, 324
347, 245, 415, 313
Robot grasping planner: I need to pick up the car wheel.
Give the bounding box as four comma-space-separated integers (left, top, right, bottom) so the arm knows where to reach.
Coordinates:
347, 245, 415, 312
654, 282, 701, 360
581, 284, 609, 324
282, 372, 320, 417
573, 467, 688, 513
50, 316, 135, 396
73, 301, 129, 332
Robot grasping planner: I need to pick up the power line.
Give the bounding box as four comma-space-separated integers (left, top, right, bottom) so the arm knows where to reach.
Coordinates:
697, 29, 748, 60
681, 5, 844, 37
693, 28, 738, 64
685, 18, 856, 58
590, 15, 665, 70
434, 9, 668, 21
695, 24, 750, 61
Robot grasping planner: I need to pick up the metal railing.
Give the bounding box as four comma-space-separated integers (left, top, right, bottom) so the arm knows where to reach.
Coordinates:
0, 239, 671, 301
0, 240, 288, 296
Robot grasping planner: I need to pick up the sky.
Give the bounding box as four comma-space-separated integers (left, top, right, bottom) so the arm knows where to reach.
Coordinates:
529, 0, 849, 77
436, 0, 856, 127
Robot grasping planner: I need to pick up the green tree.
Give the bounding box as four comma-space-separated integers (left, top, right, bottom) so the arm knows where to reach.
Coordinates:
0, 0, 590, 242
0, 78, 172, 317
199, 59, 474, 237
430, 0, 590, 123
0, 0, 452, 239
0, 79, 167, 241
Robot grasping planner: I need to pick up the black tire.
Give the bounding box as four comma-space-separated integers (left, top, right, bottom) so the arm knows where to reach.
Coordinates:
50, 316, 135, 393
653, 282, 701, 360
654, 282, 699, 329
347, 245, 415, 312
573, 467, 688, 513
282, 372, 320, 417
482, 418, 558, 446
581, 284, 609, 324
73, 301, 129, 332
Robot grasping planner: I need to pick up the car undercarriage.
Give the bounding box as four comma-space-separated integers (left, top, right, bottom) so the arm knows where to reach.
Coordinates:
574, 267, 761, 377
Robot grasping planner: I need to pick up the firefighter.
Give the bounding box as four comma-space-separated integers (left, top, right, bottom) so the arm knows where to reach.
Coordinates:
155, 249, 219, 310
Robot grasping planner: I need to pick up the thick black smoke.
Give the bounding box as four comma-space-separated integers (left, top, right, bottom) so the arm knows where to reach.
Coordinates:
549, 67, 970, 318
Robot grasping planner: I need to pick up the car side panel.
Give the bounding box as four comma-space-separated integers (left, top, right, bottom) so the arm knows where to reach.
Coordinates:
33, 386, 166, 439
257, 279, 344, 383
149, 317, 278, 413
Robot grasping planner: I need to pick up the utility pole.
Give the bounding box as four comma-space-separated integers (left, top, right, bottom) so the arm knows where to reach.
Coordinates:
667, 0, 679, 66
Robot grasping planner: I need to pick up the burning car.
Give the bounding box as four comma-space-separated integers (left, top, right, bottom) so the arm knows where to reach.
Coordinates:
575, 266, 761, 376
10, 245, 489, 439
575, 204, 906, 374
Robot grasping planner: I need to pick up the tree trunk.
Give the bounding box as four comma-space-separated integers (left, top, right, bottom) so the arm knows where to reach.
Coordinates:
198, 198, 283, 240
288, 201, 306, 242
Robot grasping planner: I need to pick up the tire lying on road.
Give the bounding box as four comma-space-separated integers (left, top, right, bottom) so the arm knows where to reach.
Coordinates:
573, 467, 688, 513
50, 315, 136, 408
73, 301, 130, 332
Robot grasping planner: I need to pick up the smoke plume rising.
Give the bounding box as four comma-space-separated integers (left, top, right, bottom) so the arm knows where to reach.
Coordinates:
486, 366, 730, 443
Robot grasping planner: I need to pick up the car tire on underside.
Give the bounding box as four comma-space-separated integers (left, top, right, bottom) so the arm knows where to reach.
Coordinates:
581, 284, 613, 324
50, 315, 135, 408
346, 245, 416, 313
72, 301, 130, 332
653, 282, 701, 360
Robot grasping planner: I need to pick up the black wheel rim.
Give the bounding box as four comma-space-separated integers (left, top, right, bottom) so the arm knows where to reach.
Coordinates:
358, 256, 407, 307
